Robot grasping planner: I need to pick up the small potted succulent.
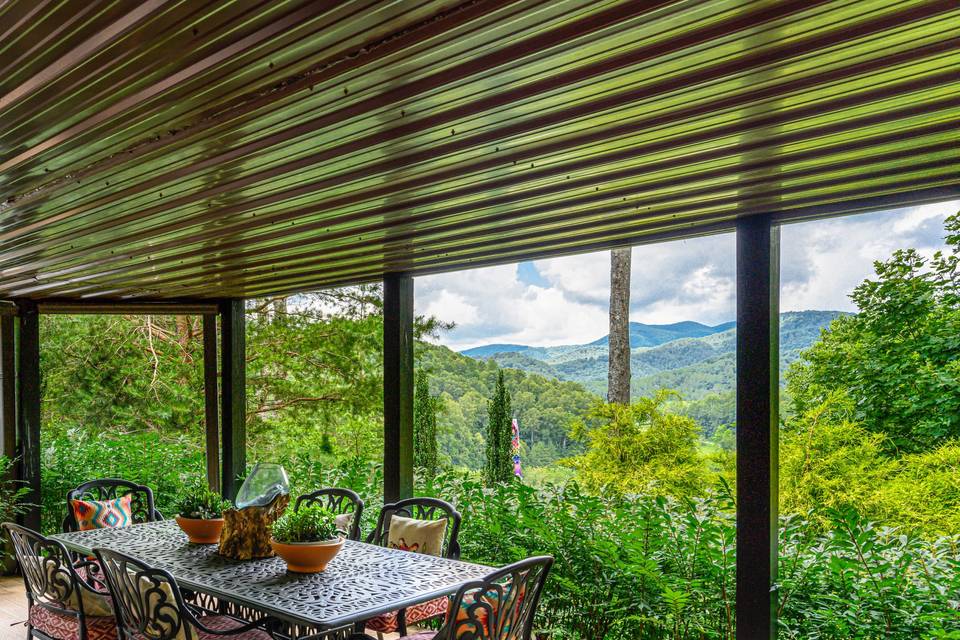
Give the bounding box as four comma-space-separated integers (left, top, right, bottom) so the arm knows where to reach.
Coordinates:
175, 484, 232, 544
270, 504, 344, 573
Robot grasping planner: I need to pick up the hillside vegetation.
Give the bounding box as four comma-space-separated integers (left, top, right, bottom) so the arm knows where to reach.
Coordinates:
462, 310, 842, 429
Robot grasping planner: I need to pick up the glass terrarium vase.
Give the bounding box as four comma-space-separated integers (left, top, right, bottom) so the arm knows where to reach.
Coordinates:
235, 463, 290, 510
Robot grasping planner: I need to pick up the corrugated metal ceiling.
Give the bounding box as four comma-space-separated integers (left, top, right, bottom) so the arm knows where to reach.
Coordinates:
1, 0, 958, 300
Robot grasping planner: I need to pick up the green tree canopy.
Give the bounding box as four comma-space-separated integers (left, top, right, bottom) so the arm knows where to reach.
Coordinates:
484, 370, 514, 485
787, 212, 960, 453
414, 369, 440, 474
565, 390, 708, 496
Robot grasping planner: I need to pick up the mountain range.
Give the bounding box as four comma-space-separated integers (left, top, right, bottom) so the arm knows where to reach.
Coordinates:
460, 310, 845, 400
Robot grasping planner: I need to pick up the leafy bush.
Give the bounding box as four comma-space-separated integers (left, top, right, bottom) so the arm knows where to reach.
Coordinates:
40, 429, 204, 533
420, 472, 960, 640
176, 483, 232, 519
564, 392, 710, 497
786, 212, 960, 453
272, 504, 338, 543
33, 433, 960, 639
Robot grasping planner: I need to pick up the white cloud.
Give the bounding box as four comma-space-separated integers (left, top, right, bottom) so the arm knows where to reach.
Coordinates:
416, 200, 958, 351
780, 200, 958, 312
415, 264, 607, 350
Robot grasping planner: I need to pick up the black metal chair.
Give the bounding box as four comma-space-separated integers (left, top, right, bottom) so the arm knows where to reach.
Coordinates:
398, 556, 555, 640
3, 522, 118, 640
63, 478, 162, 533
92, 547, 273, 640
294, 488, 364, 541
364, 497, 462, 638
366, 497, 461, 560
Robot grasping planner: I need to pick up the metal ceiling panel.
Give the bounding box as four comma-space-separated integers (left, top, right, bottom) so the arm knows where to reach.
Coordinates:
1, 0, 958, 300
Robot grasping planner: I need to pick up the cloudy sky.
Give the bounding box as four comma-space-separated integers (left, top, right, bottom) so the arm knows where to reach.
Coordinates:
415, 200, 959, 351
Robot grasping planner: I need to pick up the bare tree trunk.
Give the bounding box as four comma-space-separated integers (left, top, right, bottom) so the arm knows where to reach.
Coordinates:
608, 247, 632, 404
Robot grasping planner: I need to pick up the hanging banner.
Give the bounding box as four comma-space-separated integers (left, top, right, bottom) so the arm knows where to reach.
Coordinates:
511, 417, 523, 479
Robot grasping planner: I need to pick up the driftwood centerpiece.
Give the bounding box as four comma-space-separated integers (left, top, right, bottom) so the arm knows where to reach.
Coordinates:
218, 493, 289, 560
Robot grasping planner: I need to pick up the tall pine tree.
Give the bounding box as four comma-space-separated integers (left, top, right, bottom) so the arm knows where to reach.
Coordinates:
484, 370, 514, 485
413, 369, 439, 474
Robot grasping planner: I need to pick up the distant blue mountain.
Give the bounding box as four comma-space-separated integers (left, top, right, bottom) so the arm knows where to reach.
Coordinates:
589, 320, 737, 348
461, 320, 736, 358
461, 343, 533, 358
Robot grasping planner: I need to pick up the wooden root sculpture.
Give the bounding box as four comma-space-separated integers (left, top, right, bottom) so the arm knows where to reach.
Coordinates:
218, 493, 289, 560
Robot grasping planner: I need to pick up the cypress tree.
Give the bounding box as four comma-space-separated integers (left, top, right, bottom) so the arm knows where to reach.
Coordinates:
413, 369, 439, 474
485, 370, 514, 485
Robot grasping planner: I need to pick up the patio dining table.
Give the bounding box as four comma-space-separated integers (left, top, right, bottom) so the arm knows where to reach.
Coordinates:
53, 520, 495, 638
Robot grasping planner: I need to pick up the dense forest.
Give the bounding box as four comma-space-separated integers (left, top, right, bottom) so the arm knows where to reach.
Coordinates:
463, 310, 842, 433
16, 212, 960, 639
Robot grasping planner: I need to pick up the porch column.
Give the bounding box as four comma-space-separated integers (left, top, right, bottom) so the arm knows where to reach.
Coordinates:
16, 301, 41, 531
0, 315, 15, 473
220, 300, 246, 501
383, 273, 414, 502
735, 215, 780, 640
202, 314, 220, 494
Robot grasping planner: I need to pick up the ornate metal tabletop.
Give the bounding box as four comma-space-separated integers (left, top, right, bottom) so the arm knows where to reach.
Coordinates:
53, 520, 494, 629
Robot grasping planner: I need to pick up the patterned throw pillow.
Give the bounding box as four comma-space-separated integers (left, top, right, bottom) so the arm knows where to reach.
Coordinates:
71, 495, 133, 531
386, 515, 447, 556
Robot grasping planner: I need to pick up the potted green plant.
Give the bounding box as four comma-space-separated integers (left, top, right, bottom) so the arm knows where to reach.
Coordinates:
175, 484, 231, 544
270, 504, 344, 573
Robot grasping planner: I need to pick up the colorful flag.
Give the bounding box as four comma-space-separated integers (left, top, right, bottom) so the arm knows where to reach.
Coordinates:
511, 418, 523, 479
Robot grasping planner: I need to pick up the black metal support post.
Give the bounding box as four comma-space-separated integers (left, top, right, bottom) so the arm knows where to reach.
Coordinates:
735, 215, 780, 640
202, 314, 220, 494
16, 302, 41, 531
0, 315, 15, 473
220, 300, 246, 501
383, 273, 414, 503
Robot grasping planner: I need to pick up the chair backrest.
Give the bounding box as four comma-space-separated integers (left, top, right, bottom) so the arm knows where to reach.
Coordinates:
3, 522, 86, 619
94, 547, 191, 640
63, 478, 161, 532
446, 556, 554, 640
294, 488, 364, 541
367, 497, 462, 559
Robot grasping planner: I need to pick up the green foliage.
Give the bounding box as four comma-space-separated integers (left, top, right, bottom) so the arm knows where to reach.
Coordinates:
787, 213, 960, 453
41, 315, 205, 436
271, 504, 339, 543
565, 391, 709, 497
417, 470, 960, 640
484, 370, 514, 485
418, 343, 597, 469
0, 455, 30, 562
476, 311, 840, 411
779, 393, 896, 524
413, 369, 440, 474
176, 483, 231, 519
780, 394, 960, 536
40, 429, 204, 533
778, 509, 960, 639
872, 442, 960, 535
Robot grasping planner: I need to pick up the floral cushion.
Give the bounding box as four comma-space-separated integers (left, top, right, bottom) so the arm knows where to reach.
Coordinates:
448, 583, 525, 638
387, 515, 446, 556
194, 615, 272, 640
365, 596, 448, 632
30, 604, 117, 640
71, 495, 133, 531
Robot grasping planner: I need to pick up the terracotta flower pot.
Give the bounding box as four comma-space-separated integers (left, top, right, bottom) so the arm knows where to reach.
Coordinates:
270, 536, 344, 573
175, 515, 225, 544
